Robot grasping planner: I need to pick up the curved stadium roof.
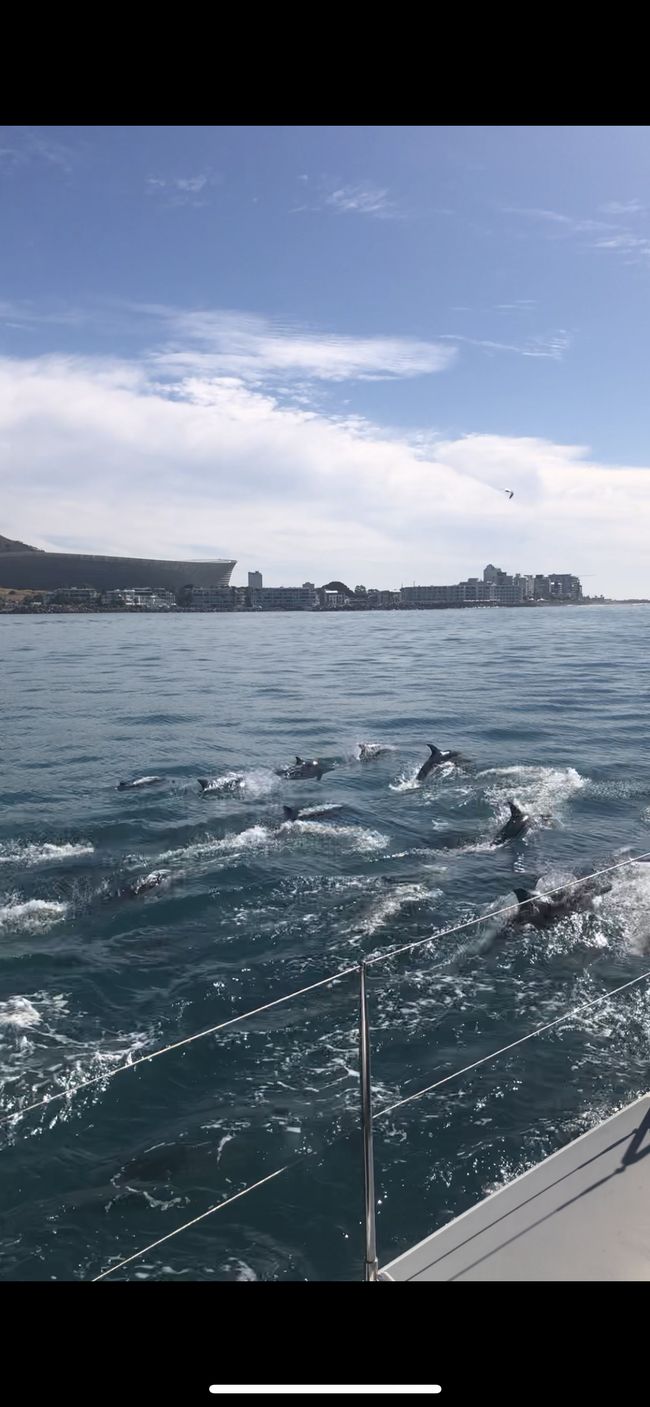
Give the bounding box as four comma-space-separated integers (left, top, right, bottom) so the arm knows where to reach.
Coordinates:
0, 551, 236, 592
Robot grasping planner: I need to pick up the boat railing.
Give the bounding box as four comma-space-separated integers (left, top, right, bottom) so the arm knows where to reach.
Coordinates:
2, 850, 650, 1281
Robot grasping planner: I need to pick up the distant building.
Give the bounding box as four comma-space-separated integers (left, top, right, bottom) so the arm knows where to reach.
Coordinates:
0, 548, 235, 593
400, 564, 583, 608
50, 586, 99, 606
261, 586, 316, 610
103, 587, 175, 609
367, 589, 400, 608
247, 570, 263, 608
189, 586, 236, 610
548, 574, 582, 600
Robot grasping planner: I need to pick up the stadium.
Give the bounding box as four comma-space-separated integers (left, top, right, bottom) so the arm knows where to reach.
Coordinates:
0, 538, 236, 593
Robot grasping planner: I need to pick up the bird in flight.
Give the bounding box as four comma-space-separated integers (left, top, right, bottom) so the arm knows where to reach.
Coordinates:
504, 489, 514, 499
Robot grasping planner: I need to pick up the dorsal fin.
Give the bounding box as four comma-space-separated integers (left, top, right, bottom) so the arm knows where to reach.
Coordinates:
514, 886, 537, 905
198, 778, 209, 791
283, 805, 299, 821
295, 756, 303, 764
427, 743, 439, 754
509, 800, 523, 819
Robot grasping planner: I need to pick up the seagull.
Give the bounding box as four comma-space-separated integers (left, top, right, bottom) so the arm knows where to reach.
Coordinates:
504, 489, 514, 499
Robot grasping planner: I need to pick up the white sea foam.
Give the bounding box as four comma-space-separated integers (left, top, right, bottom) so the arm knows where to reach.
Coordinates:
160, 818, 388, 865
0, 841, 94, 866
598, 861, 650, 954
284, 820, 388, 852
355, 882, 440, 937
0, 996, 42, 1028
159, 825, 272, 864
0, 993, 157, 1138
221, 1258, 258, 1281
0, 895, 69, 935
117, 776, 163, 790
479, 764, 587, 817
290, 803, 342, 819
390, 760, 457, 792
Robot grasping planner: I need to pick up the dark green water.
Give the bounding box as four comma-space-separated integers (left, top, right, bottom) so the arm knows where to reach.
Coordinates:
1, 607, 649, 1280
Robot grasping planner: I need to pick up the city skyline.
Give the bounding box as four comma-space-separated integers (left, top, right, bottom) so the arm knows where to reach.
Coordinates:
1, 546, 593, 611
2, 127, 650, 593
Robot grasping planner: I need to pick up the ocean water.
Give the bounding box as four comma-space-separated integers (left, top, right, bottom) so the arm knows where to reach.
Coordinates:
1, 606, 649, 1282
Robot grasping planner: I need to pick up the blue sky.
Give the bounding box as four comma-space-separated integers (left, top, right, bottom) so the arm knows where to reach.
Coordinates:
1, 125, 650, 592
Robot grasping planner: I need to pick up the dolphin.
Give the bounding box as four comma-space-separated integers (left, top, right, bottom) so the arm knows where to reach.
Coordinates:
276, 756, 324, 781
198, 775, 244, 794
116, 776, 164, 791
416, 743, 462, 782
282, 803, 340, 822
510, 875, 612, 930
112, 869, 172, 901
494, 800, 531, 844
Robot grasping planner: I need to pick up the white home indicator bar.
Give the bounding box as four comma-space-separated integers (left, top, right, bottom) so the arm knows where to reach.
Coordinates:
209, 1389, 442, 1396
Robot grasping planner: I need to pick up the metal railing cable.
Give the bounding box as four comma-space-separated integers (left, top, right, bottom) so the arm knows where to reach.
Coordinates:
363, 849, 650, 971
372, 966, 650, 1121
93, 961, 650, 1281
0, 964, 359, 1127
3, 848, 650, 1130
92, 1164, 291, 1281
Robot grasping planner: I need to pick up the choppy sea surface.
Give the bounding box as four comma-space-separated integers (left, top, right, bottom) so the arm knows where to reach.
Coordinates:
1, 606, 649, 1281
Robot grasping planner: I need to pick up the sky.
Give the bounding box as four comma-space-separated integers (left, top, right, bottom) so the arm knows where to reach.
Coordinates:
1, 124, 650, 593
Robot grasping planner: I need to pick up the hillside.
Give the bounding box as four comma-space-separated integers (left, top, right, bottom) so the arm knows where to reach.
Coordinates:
0, 534, 41, 553
321, 579, 355, 597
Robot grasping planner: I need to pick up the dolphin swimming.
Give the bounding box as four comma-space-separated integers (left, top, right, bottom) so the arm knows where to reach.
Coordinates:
282, 803, 341, 822
416, 744, 462, 782
276, 756, 324, 781
111, 869, 172, 901
116, 776, 164, 792
509, 874, 612, 930
198, 776, 244, 794
494, 800, 531, 844
358, 742, 391, 760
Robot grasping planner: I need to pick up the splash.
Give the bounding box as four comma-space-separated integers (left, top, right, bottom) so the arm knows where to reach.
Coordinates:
0, 894, 69, 935
284, 820, 389, 852
355, 882, 439, 937
0, 996, 42, 1028
598, 861, 650, 955
390, 761, 457, 792
0, 841, 95, 866
159, 826, 272, 864
479, 764, 586, 817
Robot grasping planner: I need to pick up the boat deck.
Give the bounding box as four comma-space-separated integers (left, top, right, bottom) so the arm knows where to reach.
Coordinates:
381, 1092, 650, 1280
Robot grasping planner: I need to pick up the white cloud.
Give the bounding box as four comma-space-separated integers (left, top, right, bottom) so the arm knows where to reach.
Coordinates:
294, 179, 401, 219
494, 300, 537, 311
121, 305, 455, 382
504, 207, 613, 235
324, 184, 396, 217
145, 172, 217, 207
440, 330, 570, 361
0, 127, 77, 175
506, 205, 650, 266
1, 352, 649, 595
599, 199, 645, 215
592, 232, 650, 259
